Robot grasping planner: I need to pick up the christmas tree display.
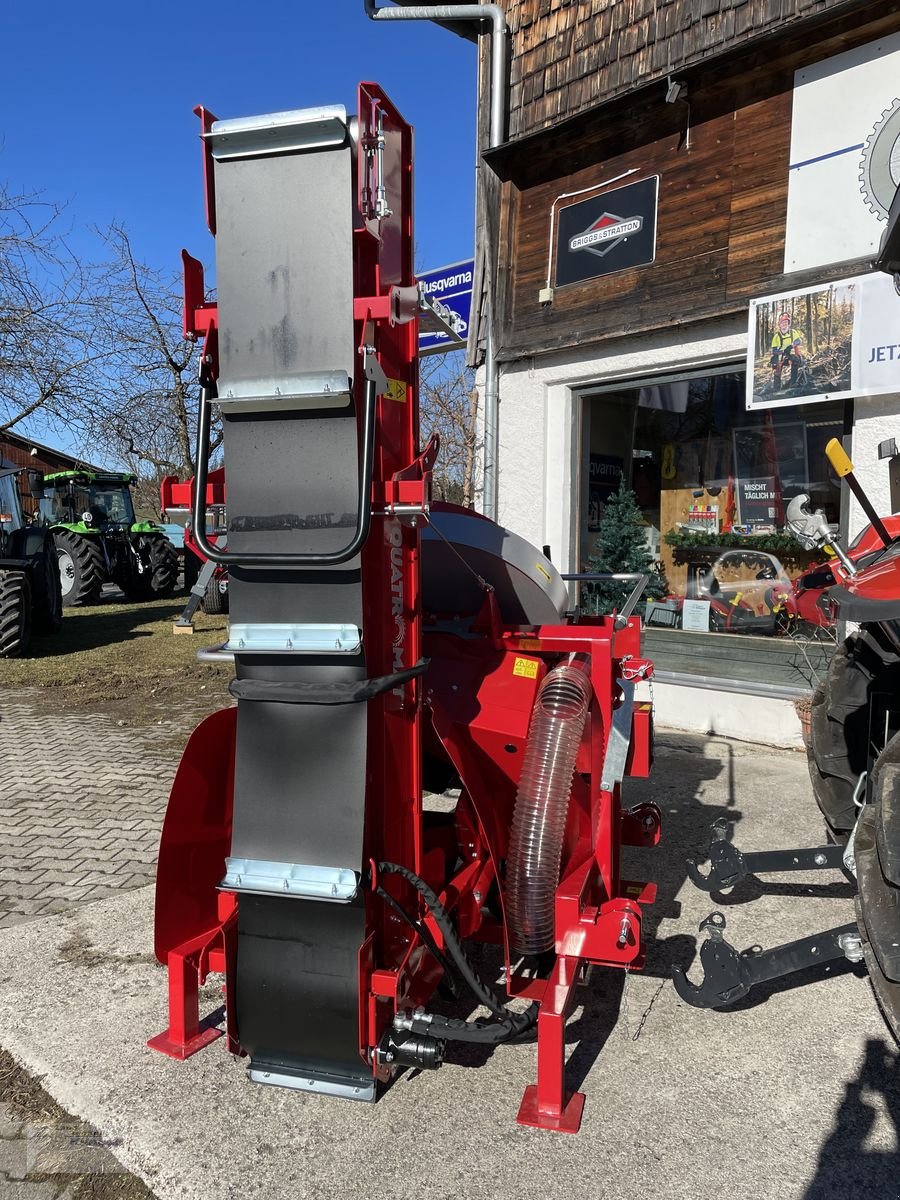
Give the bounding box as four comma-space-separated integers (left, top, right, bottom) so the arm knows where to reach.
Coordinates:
585, 480, 668, 615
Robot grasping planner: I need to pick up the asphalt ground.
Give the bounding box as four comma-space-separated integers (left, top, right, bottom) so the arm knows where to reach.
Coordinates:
0, 733, 897, 1200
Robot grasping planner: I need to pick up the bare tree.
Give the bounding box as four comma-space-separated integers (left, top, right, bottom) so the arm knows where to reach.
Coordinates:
420, 350, 480, 507
0, 185, 106, 435
79, 225, 218, 485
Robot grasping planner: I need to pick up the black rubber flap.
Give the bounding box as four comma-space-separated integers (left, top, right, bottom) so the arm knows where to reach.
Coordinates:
229, 659, 428, 705
235, 894, 371, 1090
230, 692, 366, 868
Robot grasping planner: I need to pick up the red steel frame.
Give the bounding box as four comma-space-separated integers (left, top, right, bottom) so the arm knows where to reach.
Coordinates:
149, 84, 659, 1134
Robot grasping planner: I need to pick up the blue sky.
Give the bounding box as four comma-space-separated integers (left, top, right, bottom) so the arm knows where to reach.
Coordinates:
2, 2, 477, 447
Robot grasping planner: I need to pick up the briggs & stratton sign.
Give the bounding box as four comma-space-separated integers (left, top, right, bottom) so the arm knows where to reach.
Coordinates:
556, 176, 658, 287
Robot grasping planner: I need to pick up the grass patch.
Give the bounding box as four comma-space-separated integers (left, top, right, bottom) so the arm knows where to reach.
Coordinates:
0, 1047, 158, 1198
0, 593, 232, 725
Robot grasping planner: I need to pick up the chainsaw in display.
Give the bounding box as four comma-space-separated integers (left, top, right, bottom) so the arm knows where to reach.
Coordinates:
147, 86, 659, 1133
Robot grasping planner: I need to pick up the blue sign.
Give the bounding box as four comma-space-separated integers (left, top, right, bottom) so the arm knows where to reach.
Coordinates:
418, 259, 474, 355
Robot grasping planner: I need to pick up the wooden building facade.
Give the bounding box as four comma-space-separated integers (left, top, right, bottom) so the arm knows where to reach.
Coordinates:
427, 0, 900, 739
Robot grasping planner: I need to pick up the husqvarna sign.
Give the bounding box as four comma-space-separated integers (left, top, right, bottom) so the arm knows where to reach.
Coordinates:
556, 176, 658, 286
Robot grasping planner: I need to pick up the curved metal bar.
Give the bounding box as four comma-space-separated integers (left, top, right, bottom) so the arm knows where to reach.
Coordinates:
191, 378, 376, 568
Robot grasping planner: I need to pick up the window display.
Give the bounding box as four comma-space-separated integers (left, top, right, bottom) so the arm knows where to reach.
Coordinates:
581, 371, 848, 663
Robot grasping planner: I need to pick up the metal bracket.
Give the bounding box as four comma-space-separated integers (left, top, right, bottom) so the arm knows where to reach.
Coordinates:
686, 819, 846, 892
360, 337, 389, 396
221, 858, 359, 902
672, 912, 860, 1009
225, 623, 362, 654
207, 105, 350, 160
248, 1066, 375, 1101
600, 679, 635, 793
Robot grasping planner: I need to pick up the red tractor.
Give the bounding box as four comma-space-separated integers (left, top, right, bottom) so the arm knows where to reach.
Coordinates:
148, 86, 659, 1132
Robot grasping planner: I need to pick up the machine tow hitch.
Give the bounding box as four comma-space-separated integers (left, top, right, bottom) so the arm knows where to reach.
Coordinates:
672, 912, 862, 1009
686, 817, 846, 892
676, 818, 863, 1008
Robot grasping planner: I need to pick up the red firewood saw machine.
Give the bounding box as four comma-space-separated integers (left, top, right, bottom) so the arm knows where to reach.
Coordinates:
148, 85, 659, 1133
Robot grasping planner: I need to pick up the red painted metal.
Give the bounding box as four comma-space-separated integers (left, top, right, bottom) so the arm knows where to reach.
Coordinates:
150, 83, 661, 1134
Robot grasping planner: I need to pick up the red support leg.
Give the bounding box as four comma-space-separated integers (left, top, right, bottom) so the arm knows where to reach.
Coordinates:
148, 933, 224, 1060
517, 954, 586, 1133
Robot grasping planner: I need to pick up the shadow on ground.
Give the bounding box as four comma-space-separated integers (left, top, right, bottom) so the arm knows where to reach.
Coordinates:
31, 600, 187, 658
804, 1037, 900, 1199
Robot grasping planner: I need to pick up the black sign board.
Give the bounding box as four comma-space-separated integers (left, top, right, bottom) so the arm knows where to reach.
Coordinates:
737, 476, 781, 526
555, 176, 659, 287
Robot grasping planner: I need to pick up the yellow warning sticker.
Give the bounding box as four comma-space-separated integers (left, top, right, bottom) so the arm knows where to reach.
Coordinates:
513, 657, 539, 679
534, 561, 552, 582
384, 378, 408, 404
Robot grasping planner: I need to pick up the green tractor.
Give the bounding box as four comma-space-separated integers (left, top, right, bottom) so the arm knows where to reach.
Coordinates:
0, 462, 62, 656
39, 470, 179, 607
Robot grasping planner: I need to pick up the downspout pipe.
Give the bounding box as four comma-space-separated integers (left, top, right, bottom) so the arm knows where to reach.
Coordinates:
364, 0, 507, 520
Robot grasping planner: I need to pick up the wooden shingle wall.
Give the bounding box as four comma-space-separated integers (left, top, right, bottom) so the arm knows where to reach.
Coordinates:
506, 0, 860, 140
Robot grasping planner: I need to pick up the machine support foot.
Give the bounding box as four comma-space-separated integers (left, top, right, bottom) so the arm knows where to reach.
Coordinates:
517, 1085, 585, 1134
686, 819, 846, 892
147, 934, 223, 1060
517, 954, 585, 1133
672, 911, 862, 1009
173, 558, 218, 633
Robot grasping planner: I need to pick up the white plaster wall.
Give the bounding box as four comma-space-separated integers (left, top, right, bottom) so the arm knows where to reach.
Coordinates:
850, 392, 900, 535
490, 316, 747, 570
652, 681, 805, 748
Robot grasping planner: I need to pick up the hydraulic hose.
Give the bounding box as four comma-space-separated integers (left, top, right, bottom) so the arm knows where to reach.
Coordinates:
376, 861, 538, 1043
377, 861, 507, 1016
505, 659, 593, 955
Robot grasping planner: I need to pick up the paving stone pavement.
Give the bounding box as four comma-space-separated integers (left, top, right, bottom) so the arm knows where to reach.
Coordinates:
0, 693, 193, 932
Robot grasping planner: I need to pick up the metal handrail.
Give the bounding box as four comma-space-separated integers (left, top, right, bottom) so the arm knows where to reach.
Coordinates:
561, 572, 650, 620
191, 377, 376, 568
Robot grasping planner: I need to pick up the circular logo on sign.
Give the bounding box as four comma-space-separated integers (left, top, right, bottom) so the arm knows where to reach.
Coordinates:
860, 98, 900, 219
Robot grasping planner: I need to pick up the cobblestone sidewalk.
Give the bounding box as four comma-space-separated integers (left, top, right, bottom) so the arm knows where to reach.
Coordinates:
0, 693, 186, 932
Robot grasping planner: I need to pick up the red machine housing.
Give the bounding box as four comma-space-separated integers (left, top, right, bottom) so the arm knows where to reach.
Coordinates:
148, 84, 659, 1134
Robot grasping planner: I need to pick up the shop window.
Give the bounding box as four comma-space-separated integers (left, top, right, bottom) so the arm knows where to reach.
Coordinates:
580, 370, 845, 689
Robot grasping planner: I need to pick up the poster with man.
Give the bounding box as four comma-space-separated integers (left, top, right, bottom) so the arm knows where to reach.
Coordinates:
746, 280, 856, 410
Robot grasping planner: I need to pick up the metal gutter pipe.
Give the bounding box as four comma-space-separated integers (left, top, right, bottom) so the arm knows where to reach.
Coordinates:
364, 0, 507, 520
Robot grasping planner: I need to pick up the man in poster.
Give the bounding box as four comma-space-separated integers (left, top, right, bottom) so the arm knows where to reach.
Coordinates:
769, 312, 806, 387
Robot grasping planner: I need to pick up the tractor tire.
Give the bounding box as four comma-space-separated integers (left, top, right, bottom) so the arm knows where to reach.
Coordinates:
0, 570, 32, 658
31, 536, 63, 635
183, 549, 200, 592
855, 730, 900, 1043
201, 574, 228, 615
808, 627, 900, 838
144, 534, 179, 597
55, 530, 105, 607
120, 534, 179, 601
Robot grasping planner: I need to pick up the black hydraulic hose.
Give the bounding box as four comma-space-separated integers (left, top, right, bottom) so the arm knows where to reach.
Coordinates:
377, 861, 507, 1017
374, 883, 459, 995
376, 861, 539, 1042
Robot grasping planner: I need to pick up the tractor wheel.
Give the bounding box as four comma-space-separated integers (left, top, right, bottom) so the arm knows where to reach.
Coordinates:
31, 535, 63, 635
854, 730, 900, 1044
55, 530, 105, 607
183, 549, 200, 592
144, 534, 179, 597
201, 573, 228, 615
0, 570, 32, 658
120, 534, 179, 601
808, 627, 900, 838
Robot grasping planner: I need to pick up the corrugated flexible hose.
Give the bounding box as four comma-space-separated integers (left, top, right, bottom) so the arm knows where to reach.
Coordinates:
506, 660, 592, 956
